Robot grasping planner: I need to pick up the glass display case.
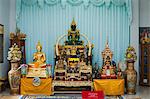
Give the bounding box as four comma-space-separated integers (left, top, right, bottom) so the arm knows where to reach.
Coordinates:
139, 27, 150, 86
140, 44, 150, 86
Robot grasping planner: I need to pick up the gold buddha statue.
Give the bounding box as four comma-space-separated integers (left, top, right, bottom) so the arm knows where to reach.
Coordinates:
29, 41, 46, 68
27, 41, 47, 77
56, 59, 64, 69
70, 46, 77, 56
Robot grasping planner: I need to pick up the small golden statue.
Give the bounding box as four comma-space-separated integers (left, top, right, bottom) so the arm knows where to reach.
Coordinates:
27, 41, 47, 77
29, 41, 46, 68
56, 59, 64, 69
70, 46, 77, 56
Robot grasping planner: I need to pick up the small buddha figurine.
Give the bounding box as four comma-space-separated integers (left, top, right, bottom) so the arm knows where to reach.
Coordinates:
29, 41, 46, 68
92, 63, 100, 79
110, 66, 115, 75
66, 48, 71, 55
63, 58, 67, 69
117, 67, 122, 79
71, 46, 77, 56
79, 58, 86, 67
56, 59, 64, 69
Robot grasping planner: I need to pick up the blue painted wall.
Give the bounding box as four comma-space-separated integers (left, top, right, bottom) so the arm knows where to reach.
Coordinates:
0, 0, 10, 78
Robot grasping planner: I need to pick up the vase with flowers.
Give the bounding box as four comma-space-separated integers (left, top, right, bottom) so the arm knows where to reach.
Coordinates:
7, 43, 22, 94
125, 46, 137, 94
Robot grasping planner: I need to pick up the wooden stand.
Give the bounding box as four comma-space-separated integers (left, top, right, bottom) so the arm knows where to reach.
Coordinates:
139, 44, 150, 86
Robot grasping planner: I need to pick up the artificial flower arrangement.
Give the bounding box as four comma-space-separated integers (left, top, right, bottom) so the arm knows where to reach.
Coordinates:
10, 28, 26, 40
125, 46, 137, 62
7, 43, 22, 62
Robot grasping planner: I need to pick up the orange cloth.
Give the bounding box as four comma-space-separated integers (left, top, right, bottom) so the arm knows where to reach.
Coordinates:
94, 79, 124, 95
34, 62, 39, 68
20, 78, 52, 95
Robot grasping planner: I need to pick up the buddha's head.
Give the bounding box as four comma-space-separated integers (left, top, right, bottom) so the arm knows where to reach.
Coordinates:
71, 18, 76, 31
36, 41, 42, 52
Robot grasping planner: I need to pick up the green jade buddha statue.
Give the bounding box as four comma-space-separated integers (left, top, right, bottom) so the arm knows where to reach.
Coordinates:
66, 19, 83, 45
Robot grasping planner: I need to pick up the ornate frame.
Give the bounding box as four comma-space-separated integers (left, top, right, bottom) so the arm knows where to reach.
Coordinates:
0, 24, 4, 63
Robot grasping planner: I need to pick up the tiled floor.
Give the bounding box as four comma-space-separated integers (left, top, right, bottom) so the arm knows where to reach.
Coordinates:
134, 86, 150, 99
0, 86, 150, 99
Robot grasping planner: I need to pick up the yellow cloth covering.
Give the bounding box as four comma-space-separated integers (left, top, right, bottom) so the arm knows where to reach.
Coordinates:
94, 79, 124, 95
20, 78, 52, 95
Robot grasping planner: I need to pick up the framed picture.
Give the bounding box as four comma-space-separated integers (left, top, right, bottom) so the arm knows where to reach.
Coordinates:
0, 24, 4, 63
139, 27, 150, 44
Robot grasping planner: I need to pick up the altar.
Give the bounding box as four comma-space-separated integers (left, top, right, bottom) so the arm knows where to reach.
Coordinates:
0, 0, 141, 97
52, 19, 93, 94
18, 41, 52, 95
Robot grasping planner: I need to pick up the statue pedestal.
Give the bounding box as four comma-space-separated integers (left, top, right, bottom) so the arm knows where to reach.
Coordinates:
52, 81, 93, 94
26, 67, 47, 78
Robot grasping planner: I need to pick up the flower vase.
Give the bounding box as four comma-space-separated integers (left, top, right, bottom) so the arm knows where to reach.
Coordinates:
8, 62, 20, 95
125, 62, 137, 94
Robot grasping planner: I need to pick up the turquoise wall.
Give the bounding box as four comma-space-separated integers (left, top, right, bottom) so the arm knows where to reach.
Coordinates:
16, 0, 132, 73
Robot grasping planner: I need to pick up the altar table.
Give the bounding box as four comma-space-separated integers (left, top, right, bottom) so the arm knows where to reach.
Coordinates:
94, 79, 124, 95
20, 78, 52, 95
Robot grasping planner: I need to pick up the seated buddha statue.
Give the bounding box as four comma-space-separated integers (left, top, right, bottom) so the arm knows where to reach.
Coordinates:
70, 46, 77, 56
56, 59, 64, 69
79, 58, 84, 66
65, 18, 83, 45
28, 41, 46, 68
